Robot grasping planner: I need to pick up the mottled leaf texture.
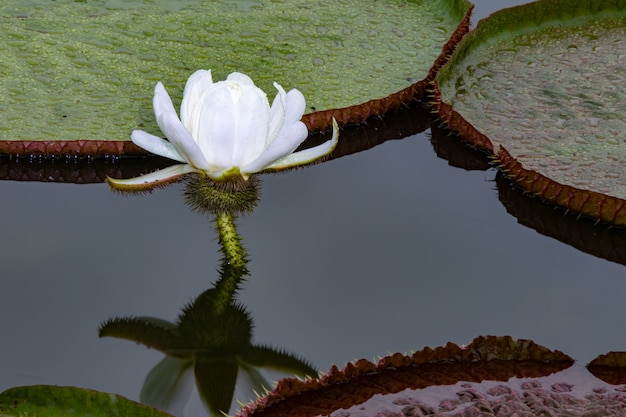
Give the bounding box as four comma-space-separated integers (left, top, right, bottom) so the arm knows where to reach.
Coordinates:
0, 0, 471, 156
0, 385, 174, 417
435, 0, 626, 226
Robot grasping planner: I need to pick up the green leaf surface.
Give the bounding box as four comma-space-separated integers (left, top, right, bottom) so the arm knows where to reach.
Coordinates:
0, 0, 470, 143
435, 0, 626, 223
0, 385, 174, 417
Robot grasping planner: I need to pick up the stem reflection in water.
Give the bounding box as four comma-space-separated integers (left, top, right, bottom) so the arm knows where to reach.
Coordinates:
100, 174, 317, 416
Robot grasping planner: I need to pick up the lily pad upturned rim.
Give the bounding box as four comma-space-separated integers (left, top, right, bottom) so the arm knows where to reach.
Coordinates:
0, 0, 473, 158
235, 335, 573, 417
588, 351, 626, 385
0, 102, 432, 186
496, 147, 626, 226
433, 0, 626, 226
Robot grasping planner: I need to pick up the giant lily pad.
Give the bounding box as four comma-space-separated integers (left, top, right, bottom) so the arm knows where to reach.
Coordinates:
236, 336, 619, 417
434, 0, 626, 226
4, 337, 625, 417
0, 0, 471, 156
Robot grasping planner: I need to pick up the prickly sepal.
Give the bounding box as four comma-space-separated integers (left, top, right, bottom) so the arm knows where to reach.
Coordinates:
106, 164, 190, 194
184, 173, 260, 216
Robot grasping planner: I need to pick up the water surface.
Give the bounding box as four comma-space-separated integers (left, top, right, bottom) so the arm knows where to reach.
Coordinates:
2, 0, 625, 414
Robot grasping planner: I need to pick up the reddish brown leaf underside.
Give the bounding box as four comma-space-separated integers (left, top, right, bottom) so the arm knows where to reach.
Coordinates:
236, 336, 573, 417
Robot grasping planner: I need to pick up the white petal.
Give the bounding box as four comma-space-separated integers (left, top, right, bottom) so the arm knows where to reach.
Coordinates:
241, 121, 308, 174
266, 118, 339, 169
140, 356, 194, 413
107, 164, 197, 189
182, 386, 208, 417
226, 72, 255, 86
196, 85, 237, 168
153, 82, 178, 121
267, 83, 287, 143
236, 363, 271, 404
153, 82, 210, 170
131, 130, 186, 163
231, 85, 270, 166
157, 109, 210, 171
283, 88, 306, 126
180, 70, 213, 129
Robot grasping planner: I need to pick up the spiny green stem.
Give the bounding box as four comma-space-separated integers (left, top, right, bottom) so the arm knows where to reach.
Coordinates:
216, 210, 246, 270
212, 210, 248, 313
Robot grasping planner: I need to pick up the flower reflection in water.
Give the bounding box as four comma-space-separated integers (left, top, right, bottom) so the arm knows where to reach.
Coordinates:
101, 176, 317, 416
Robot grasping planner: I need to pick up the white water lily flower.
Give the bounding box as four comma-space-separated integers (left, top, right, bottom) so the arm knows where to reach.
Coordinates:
109, 70, 338, 187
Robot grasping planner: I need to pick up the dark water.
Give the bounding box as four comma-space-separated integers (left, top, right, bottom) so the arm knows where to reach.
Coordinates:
2, 1, 626, 415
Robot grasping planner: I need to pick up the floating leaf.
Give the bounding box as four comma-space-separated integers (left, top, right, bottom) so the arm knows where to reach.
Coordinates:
588, 351, 626, 385
0, 385, 174, 417
0, 0, 471, 156
235, 335, 576, 417
434, 0, 626, 225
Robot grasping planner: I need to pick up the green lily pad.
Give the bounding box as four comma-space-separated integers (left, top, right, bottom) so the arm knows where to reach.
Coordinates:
434, 0, 626, 225
0, 385, 174, 417
0, 0, 470, 156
